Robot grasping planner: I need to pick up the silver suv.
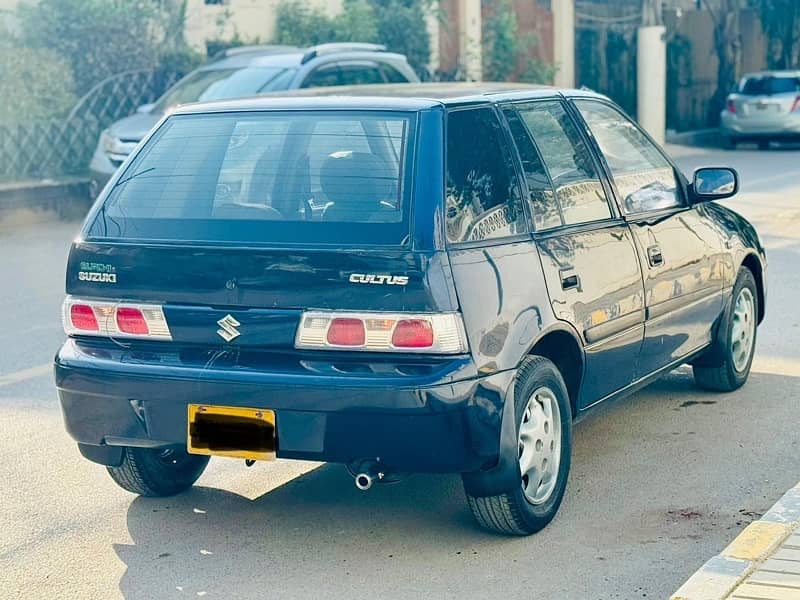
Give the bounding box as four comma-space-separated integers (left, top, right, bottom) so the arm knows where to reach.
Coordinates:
720, 70, 800, 148
89, 43, 419, 196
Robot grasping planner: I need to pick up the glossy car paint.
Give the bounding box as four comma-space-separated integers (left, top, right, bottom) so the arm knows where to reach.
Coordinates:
56, 85, 767, 497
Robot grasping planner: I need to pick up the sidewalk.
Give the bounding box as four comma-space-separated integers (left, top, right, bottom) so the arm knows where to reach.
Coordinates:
672, 482, 800, 600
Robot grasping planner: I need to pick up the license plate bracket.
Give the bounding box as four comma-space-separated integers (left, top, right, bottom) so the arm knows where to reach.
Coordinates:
187, 404, 276, 461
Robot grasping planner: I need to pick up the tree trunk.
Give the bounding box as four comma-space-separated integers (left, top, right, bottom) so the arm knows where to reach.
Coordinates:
708, 2, 741, 126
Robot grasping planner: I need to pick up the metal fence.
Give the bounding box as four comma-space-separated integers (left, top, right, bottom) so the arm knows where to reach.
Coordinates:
0, 69, 181, 181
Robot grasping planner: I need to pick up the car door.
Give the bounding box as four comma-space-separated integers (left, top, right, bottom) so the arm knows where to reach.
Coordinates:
502, 100, 646, 408
573, 99, 725, 376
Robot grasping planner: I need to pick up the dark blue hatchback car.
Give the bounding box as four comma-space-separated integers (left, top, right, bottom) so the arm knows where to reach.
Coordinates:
56, 83, 766, 535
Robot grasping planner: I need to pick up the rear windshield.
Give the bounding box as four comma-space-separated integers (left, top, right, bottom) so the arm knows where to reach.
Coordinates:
89, 111, 415, 245
739, 75, 800, 95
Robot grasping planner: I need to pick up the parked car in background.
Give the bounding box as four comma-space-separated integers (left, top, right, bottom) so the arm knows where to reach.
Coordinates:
721, 70, 800, 148
58, 83, 766, 536
88, 43, 419, 197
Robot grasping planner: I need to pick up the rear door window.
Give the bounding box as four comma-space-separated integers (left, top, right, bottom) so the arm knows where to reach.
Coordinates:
445, 107, 526, 244
89, 111, 414, 245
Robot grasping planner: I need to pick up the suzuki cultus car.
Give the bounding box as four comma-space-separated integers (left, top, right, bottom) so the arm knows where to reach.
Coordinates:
56, 83, 766, 535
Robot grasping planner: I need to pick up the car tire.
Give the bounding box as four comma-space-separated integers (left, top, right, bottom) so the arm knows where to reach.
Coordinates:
693, 268, 758, 392
464, 356, 572, 535
723, 137, 738, 150
107, 446, 209, 497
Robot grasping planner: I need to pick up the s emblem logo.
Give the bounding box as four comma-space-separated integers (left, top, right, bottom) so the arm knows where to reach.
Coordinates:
216, 314, 241, 342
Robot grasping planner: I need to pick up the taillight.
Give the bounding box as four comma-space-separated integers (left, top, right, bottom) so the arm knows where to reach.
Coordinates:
116, 307, 149, 335
392, 319, 434, 348
327, 318, 366, 347
62, 297, 171, 340
69, 304, 99, 332
727, 98, 737, 114
295, 311, 467, 354
791, 96, 800, 112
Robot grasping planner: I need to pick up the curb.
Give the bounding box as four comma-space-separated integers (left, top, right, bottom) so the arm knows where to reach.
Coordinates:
0, 177, 91, 220
671, 482, 800, 600
665, 128, 722, 148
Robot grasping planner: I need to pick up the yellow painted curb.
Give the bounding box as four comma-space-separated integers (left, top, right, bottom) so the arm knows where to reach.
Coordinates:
721, 521, 792, 561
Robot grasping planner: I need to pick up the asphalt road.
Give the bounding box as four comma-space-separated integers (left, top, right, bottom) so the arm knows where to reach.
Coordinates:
1, 144, 799, 600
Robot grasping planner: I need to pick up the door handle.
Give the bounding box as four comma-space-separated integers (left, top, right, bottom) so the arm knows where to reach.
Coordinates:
647, 244, 664, 267
560, 268, 580, 291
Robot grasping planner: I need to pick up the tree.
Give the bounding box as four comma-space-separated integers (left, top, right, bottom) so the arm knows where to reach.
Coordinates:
16, 0, 199, 96
758, 0, 800, 69
272, 0, 378, 47
702, 0, 746, 125
369, 0, 432, 73
272, 0, 433, 75
0, 45, 76, 124
482, 0, 555, 83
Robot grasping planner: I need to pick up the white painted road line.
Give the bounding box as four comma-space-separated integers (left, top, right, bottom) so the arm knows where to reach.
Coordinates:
0, 363, 52, 388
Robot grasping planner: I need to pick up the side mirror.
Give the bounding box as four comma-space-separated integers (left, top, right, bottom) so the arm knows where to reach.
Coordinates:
136, 103, 155, 114
691, 167, 739, 202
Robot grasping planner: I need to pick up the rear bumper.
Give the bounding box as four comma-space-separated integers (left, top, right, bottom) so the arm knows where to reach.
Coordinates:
720, 111, 800, 137
55, 340, 515, 474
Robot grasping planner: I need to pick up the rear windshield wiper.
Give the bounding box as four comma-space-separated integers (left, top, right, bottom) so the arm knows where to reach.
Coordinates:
113, 167, 156, 188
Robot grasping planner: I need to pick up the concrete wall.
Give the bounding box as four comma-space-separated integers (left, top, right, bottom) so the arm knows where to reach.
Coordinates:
666, 8, 767, 131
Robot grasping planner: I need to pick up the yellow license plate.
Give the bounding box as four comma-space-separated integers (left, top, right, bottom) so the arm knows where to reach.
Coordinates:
187, 404, 276, 461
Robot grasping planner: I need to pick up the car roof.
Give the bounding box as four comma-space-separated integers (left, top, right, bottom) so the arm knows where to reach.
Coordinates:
171, 82, 608, 114
741, 70, 800, 79
200, 43, 409, 70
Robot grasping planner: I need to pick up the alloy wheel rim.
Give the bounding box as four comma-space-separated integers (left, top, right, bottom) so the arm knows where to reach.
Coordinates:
731, 287, 756, 373
518, 386, 562, 505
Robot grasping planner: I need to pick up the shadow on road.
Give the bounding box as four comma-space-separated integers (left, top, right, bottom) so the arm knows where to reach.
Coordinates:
114, 465, 496, 599
110, 367, 800, 600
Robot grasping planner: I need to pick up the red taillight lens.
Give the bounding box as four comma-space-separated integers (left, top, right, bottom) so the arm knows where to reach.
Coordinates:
791, 96, 800, 112
392, 319, 434, 348
115, 307, 150, 335
326, 318, 366, 346
727, 99, 737, 114
70, 304, 99, 331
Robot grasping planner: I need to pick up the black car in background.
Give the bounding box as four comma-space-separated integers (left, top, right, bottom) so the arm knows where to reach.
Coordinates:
58, 83, 766, 535
88, 43, 419, 196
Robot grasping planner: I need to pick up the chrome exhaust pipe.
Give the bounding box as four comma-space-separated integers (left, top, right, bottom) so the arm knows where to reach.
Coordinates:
355, 472, 374, 491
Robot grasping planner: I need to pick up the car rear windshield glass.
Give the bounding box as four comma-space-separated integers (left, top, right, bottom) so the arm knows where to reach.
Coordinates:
88, 111, 414, 245
740, 75, 800, 95
153, 68, 297, 112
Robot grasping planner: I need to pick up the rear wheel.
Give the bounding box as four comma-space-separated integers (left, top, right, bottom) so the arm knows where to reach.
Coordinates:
107, 446, 209, 497
464, 356, 572, 535
693, 268, 758, 392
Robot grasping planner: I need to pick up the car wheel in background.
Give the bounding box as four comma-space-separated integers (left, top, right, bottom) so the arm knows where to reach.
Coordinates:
463, 356, 572, 535
693, 268, 759, 392
107, 446, 209, 497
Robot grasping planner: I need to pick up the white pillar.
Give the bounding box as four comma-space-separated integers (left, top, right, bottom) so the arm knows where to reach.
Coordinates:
425, 8, 440, 76
458, 0, 482, 81
636, 25, 667, 145
552, 0, 575, 88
